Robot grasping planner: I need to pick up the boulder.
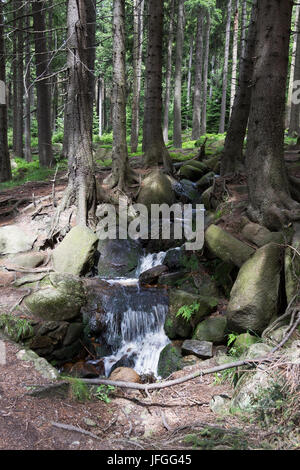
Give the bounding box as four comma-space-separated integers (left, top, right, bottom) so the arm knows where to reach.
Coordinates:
1, 252, 45, 269
109, 367, 141, 384
139, 265, 168, 285
227, 243, 282, 334
285, 222, 300, 304
137, 170, 176, 208
173, 179, 202, 204
53, 226, 98, 276
241, 223, 284, 248
193, 316, 227, 344
201, 187, 214, 211
210, 395, 231, 415
17, 349, 59, 380
197, 172, 215, 190
205, 224, 255, 267
182, 339, 213, 359
97, 238, 143, 278
164, 246, 185, 270
165, 289, 216, 340
233, 333, 260, 355
264, 325, 300, 348
24, 273, 86, 322
0, 225, 36, 255
157, 343, 183, 378
179, 163, 207, 181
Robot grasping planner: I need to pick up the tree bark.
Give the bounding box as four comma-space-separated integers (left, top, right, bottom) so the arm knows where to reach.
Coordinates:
219, 0, 232, 134
286, 3, 300, 130
0, 0, 11, 182
142, 0, 173, 172
200, 9, 211, 136
32, 0, 53, 168
230, 0, 239, 115
221, 0, 257, 176
191, 9, 204, 141
246, 0, 300, 230
55, 0, 96, 228
130, 0, 144, 153
288, 5, 300, 136
106, 0, 132, 190
163, 0, 175, 144
24, 2, 32, 163
173, 0, 185, 148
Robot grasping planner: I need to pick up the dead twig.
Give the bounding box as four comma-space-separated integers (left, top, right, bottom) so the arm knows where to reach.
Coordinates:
51, 421, 99, 440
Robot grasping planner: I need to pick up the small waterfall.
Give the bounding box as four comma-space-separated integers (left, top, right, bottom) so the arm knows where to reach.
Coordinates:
136, 251, 166, 276
99, 283, 169, 377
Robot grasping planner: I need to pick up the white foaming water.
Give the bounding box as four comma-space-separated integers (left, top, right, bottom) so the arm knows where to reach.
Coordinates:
101, 285, 169, 377
136, 251, 166, 276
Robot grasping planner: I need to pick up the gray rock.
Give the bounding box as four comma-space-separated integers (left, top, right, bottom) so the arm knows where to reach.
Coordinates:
0, 225, 36, 255
193, 316, 227, 344
53, 226, 98, 276
182, 339, 213, 359
97, 238, 143, 278
157, 343, 183, 379
205, 224, 255, 267
2, 252, 45, 269
137, 170, 176, 209
227, 243, 282, 334
17, 349, 59, 380
139, 265, 168, 285
210, 395, 231, 415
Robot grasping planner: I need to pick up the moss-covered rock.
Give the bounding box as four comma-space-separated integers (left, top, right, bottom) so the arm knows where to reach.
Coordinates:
24, 273, 86, 321
284, 222, 300, 304
157, 343, 183, 378
227, 243, 282, 335
179, 163, 207, 181
205, 224, 255, 267
137, 170, 176, 208
193, 316, 227, 344
53, 226, 98, 276
165, 289, 217, 339
0, 225, 37, 255
241, 223, 284, 248
233, 333, 260, 355
196, 171, 215, 191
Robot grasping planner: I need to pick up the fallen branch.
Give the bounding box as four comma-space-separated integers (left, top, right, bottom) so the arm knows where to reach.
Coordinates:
81, 356, 274, 392
51, 421, 99, 440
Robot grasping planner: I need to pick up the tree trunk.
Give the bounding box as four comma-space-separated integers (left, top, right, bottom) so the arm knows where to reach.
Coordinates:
0, 0, 11, 182
246, 0, 300, 230
143, 0, 173, 172
186, 36, 193, 111
130, 0, 144, 153
24, 3, 32, 162
288, 6, 300, 136
221, 0, 257, 176
173, 0, 185, 148
106, 0, 132, 190
230, 0, 239, 115
286, 3, 300, 130
240, 0, 247, 66
56, 0, 96, 227
201, 9, 210, 136
85, 0, 96, 139
32, 0, 53, 168
163, 0, 175, 144
219, 0, 232, 134
191, 10, 204, 141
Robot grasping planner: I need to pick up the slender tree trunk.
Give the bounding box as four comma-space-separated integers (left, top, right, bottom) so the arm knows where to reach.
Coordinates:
191, 10, 204, 141
240, 0, 247, 66
288, 5, 300, 136
12, 3, 17, 155
230, 0, 239, 115
57, 0, 96, 227
173, 0, 185, 148
24, 3, 31, 162
98, 76, 104, 137
219, 0, 232, 134
130, 0, 144, 153
209, 55, 215, 100
186, 36, 193, 111
221, 0, 257, 176
107, 0, 133, 190
85, 0, 96, 139
246, 0, 300, 230
143, 0, 173, 172
201, 10, 210, 136
32, 0, 53, 168
286, 3, 300, 130
163, 0, 175, 144
0, 0, 11, 182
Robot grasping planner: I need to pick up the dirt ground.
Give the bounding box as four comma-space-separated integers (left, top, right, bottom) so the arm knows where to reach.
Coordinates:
0, 153, 298, 451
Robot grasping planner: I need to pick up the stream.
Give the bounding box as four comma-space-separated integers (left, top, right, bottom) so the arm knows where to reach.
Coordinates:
90, 251, 170, 377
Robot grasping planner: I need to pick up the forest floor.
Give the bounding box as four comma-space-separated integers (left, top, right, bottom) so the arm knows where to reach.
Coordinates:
0, 147, 299, 451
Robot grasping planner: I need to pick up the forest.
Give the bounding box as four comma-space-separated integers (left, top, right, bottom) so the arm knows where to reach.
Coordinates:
0, 0, 299, 454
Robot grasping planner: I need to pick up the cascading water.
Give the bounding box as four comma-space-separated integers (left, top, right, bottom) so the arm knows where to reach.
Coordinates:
98, 252, 170, 377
